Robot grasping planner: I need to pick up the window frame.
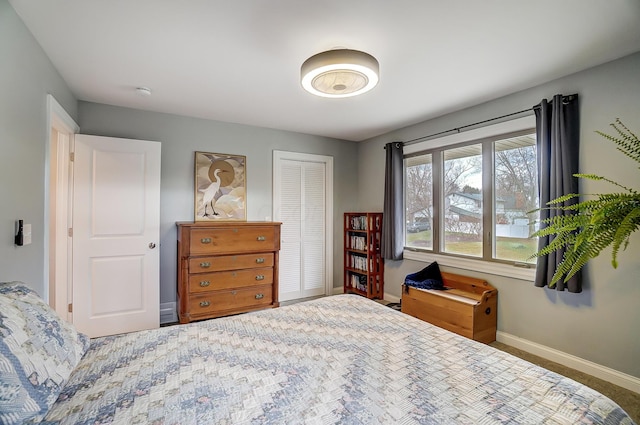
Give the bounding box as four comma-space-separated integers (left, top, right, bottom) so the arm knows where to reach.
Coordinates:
403, 115, 537, 281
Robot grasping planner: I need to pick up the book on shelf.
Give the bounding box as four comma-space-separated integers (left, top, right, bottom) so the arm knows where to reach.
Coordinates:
349, 254, 368, 272
349, 235, 366, 251
349, 273, 368, 292
349, 215, 368, 231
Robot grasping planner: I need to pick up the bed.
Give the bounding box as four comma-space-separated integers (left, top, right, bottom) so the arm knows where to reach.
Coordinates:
0, 281, 635, 424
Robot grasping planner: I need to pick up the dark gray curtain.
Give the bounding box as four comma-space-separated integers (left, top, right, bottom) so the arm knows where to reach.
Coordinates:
534, 94, 581, 292
381, 142, 404, 260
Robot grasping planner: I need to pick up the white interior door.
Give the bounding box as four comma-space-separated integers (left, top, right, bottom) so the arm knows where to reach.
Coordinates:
274, 151, 333, 302
72, 134, 161, 337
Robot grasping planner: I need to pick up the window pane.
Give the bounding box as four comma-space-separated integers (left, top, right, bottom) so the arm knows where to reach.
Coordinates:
443, 144, 482, 257
405, 154, 433, 249
493, 134, 539, 263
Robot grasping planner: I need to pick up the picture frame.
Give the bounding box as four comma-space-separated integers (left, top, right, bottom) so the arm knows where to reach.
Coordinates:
194, 151, 246, 221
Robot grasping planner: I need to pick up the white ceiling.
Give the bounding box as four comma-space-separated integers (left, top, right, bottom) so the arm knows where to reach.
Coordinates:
9, 0, 640, 141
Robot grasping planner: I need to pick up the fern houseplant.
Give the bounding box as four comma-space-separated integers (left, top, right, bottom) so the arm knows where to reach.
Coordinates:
531, 119, 640, 287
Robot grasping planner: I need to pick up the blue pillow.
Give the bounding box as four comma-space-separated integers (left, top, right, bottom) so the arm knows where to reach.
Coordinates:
404, 261, 445, 291
0, 282, 89, 424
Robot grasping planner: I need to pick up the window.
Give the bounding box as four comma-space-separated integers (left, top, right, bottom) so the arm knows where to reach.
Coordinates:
405, 129, 539, 267
493, 135, 539, 263
405, 153, 433, 249
443, 144, 483, 257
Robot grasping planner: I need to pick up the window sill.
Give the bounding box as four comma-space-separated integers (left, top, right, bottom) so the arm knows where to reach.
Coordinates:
403, 249, 536, 281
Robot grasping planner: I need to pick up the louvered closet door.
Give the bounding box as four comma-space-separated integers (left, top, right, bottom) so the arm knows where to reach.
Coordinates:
277, 159, 326, 302
301, 162, 326, 297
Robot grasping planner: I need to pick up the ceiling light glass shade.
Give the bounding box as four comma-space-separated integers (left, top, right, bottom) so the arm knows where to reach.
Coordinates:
301, 49, 379, 98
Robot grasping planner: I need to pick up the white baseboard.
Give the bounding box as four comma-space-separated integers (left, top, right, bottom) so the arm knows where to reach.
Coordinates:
497, 331, 640, 394
160, 302, 177, 324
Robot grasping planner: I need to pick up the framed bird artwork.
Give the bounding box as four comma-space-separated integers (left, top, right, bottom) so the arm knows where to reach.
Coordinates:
194, 151, 246, 221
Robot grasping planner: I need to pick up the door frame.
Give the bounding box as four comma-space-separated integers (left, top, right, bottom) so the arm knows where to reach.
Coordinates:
45, 94, 79, 320
272, 150, 334, 298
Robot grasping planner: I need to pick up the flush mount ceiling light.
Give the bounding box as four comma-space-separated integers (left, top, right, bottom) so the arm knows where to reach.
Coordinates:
301, 49, 379, 98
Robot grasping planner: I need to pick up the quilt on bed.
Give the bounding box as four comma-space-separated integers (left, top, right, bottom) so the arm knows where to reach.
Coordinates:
37, 294, 633, 424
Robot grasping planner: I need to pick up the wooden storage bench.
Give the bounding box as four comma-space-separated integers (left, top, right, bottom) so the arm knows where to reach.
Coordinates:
401, 272, 497, 343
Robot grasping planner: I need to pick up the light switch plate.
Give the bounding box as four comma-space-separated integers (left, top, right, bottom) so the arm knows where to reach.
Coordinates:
23, 223, 32, 245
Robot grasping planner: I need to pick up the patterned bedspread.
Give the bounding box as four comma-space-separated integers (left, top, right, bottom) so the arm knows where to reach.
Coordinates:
42, 295, 634, 424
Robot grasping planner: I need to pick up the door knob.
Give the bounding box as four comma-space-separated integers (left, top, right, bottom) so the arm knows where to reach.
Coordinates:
149, 242, 156, 249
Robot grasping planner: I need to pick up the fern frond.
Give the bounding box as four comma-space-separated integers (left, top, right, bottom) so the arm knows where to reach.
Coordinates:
545, 193, 580, 205
611, 207, 640, 268
615, 118, 639, 141
573, 174, 637, 193
534, 233, 576, 257
533, 215, 584, 238
596, 118, 640, 164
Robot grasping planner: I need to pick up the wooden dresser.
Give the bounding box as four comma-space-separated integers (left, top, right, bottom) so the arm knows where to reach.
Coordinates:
176, 221, 281, 323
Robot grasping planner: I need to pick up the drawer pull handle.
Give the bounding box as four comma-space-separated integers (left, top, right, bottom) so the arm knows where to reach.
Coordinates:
255, 275, 265, 281
199, 301, 210, 307
257, 236, 266, 241
199, 281, 210, 287
231, 290, 237, 295
201, 238, 212, 244
255, 257, 265, 264
200, 262, 211, 268
255, 293, 264, 300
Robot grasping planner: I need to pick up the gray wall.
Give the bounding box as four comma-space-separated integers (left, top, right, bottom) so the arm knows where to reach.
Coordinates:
78, 102, 359, 304
357, 52, 640, 378
0, 0, 77, 296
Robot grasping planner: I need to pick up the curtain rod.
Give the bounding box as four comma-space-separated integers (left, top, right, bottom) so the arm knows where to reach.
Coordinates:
401, 107, 533, 147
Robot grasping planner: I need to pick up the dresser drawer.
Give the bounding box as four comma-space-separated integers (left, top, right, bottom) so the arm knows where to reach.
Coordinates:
188, 267, 274, 293
189, 285, 273, 313
189, 253, 274, 273
190, 226, 277, 254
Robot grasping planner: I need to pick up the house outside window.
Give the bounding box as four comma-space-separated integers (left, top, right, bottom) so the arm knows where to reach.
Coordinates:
404, 123, 539, 274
